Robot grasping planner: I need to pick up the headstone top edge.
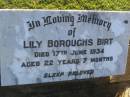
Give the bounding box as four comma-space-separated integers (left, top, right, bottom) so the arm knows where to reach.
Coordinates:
0, 9, 129, 13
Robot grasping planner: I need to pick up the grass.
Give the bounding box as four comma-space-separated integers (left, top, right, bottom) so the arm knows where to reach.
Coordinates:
0, 0, 129, 10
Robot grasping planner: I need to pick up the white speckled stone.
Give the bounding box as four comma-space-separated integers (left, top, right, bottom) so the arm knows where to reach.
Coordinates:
0, 10, 130, 86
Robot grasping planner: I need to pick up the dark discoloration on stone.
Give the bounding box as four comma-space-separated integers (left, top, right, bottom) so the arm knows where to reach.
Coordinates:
0, 78, 130, 97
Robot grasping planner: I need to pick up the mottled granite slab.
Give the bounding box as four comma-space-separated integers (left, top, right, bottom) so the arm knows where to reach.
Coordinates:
0, 10, 130, 86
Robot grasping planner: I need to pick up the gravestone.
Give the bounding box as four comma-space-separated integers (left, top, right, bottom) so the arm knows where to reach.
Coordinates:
0, 10, 130, 86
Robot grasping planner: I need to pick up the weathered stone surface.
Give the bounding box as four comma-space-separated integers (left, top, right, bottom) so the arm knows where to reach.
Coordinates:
110, 45, 130, 83
0, 10, 130, 86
